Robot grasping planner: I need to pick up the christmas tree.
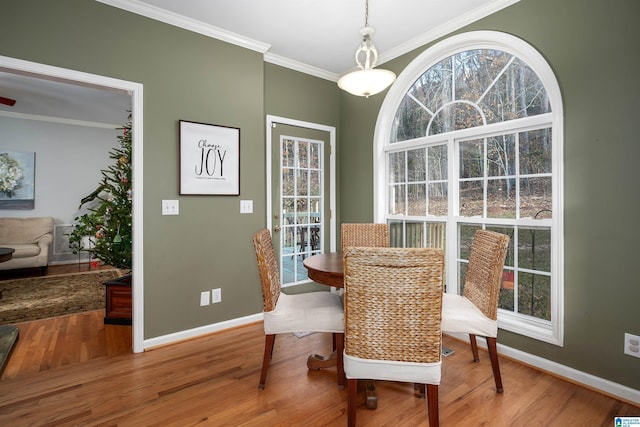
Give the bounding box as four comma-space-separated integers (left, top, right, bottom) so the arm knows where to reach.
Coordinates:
68, 115, 132, 270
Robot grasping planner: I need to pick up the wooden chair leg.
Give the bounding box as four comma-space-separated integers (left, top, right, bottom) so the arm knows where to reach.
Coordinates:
270, 334, 276, 358
259, 334, 275, 390
347, 378, 358, 427
426, 384, 439, 427
469, 334, 480, 362
336, 333, 345, 388
486, 336, 504, 393
414, 383, 426, 399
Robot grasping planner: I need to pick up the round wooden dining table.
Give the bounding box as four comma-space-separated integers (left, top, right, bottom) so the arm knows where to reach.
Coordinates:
303, 252, 344, 288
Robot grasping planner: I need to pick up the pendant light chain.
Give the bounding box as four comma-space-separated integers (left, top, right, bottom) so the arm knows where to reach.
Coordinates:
364, 0, 369, 27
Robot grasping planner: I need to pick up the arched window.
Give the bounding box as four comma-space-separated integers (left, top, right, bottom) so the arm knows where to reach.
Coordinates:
374, 31, 563, 345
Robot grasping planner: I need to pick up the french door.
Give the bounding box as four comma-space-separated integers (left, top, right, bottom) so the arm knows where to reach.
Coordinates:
266, 116, 336, 288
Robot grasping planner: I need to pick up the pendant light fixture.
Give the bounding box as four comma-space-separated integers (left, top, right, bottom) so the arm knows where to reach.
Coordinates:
337, 0, 396, 98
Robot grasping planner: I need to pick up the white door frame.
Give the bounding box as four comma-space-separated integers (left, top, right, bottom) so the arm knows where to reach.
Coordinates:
265, 115, 337, 253
0, 55, 145, 353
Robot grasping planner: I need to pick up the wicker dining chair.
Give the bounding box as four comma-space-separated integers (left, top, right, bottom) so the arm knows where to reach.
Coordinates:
340, 223, 389, 252
343, 246, 445, 427
252, 229, 345, 390
441, 229, 510, 393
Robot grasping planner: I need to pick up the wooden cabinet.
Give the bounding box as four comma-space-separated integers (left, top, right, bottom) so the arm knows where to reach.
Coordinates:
104, 274, 132, 325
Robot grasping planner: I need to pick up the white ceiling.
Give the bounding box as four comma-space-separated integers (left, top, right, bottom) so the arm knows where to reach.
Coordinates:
105, 0, 519, 78
0, 0, 518, 125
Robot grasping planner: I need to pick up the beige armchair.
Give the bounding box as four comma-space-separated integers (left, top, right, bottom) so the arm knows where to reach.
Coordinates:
0, 217, 54, 274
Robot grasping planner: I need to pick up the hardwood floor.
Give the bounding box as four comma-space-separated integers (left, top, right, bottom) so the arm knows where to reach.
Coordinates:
0, 315, 638, 426
1, 262, 133, 381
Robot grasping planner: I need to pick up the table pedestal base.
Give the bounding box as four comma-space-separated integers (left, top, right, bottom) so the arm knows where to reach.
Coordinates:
307, 352, 337, 370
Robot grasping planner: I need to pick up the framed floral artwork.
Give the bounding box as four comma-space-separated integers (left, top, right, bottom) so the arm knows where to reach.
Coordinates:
0, 150, 35, 209
179, 120, 240, 195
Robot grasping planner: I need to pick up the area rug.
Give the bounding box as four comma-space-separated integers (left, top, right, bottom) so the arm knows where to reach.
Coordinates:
0, 269, 120, 325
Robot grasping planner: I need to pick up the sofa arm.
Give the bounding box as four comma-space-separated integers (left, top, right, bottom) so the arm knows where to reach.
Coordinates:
36, 233, 54, 249
35, 233, 53, 265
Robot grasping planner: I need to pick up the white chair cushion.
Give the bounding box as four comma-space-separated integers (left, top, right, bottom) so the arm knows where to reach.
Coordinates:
344, 353, 441, 384
441, 293, 497, 338
263, 291, 344, 335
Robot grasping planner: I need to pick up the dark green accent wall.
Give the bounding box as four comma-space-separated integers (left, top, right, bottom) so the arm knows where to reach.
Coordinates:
2, 0, 638, 392
339, 0, 640, 390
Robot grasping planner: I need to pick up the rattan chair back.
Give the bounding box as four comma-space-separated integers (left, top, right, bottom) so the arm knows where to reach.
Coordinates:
341, 223, 389, 253
463, 230, 510, 321
343, 246, 445, 364
252, 229, 281, 312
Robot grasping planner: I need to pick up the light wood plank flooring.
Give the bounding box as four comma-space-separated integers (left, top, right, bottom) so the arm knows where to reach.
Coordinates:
1, 262, 133, 380
1, 316, 638, 425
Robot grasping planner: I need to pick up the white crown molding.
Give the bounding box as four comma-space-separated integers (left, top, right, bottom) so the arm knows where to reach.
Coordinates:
264, 53, 339, 82
96, 0, 271, 54
379, 0, 521, 66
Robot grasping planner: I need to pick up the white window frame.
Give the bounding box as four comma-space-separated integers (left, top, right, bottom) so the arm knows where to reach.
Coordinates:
374, 31, 564, 346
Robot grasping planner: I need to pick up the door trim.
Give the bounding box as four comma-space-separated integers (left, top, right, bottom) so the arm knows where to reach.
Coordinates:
0, 55, 145, 353
265, 115, 337, 252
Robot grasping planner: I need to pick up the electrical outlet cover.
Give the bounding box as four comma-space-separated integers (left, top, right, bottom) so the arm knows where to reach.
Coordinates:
200, 291, 210, 306
624, 333, 640, 358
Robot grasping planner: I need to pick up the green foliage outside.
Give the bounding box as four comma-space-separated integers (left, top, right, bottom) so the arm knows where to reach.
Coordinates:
68, 115, 132, 270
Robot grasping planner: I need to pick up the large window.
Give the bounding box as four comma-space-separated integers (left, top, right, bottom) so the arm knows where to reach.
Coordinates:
374, 31, 563, 345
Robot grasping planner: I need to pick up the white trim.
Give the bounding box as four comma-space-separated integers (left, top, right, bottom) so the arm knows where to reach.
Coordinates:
0, 110, 121, 129
264, 53, 339, 82
96, 0, 270, 54
143, 313, 263, 349
374, 31, 564, 346
446, 332, 640, 405
266, 115, 337, 253
378, 0, 521, 67
0, 55, 145, 354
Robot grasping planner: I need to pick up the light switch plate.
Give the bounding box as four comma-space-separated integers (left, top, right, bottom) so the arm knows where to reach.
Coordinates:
162, 200, 179, 215
240, 200, 253, 214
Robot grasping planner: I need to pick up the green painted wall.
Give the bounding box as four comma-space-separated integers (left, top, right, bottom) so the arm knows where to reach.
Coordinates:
339, 0, 640, 390
0, 1, 264, 338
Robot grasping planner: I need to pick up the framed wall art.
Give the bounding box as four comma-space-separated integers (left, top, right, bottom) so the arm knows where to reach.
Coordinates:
179, 120, 240, 196
0, 150, 35, 209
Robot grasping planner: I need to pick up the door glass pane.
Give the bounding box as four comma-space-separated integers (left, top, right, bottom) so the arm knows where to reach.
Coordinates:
280, 137, 323, 286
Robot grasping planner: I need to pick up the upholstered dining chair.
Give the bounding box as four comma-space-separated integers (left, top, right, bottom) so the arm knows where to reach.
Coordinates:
441, 229, 510, 393
340, 223, 389, 252
252, 229, 345, 390
343, 246, 445, 427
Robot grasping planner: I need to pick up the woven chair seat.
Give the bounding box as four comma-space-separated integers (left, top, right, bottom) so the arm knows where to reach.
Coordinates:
441, 293, 497, 337
440, 229, 510, 394
264, 291, 344, 335
252, 228, 345, 390
343, 246, 444, 427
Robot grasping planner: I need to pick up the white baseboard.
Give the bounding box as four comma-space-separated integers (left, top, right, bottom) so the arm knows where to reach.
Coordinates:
445, 332, 640, 406
143, 313, 263, 350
